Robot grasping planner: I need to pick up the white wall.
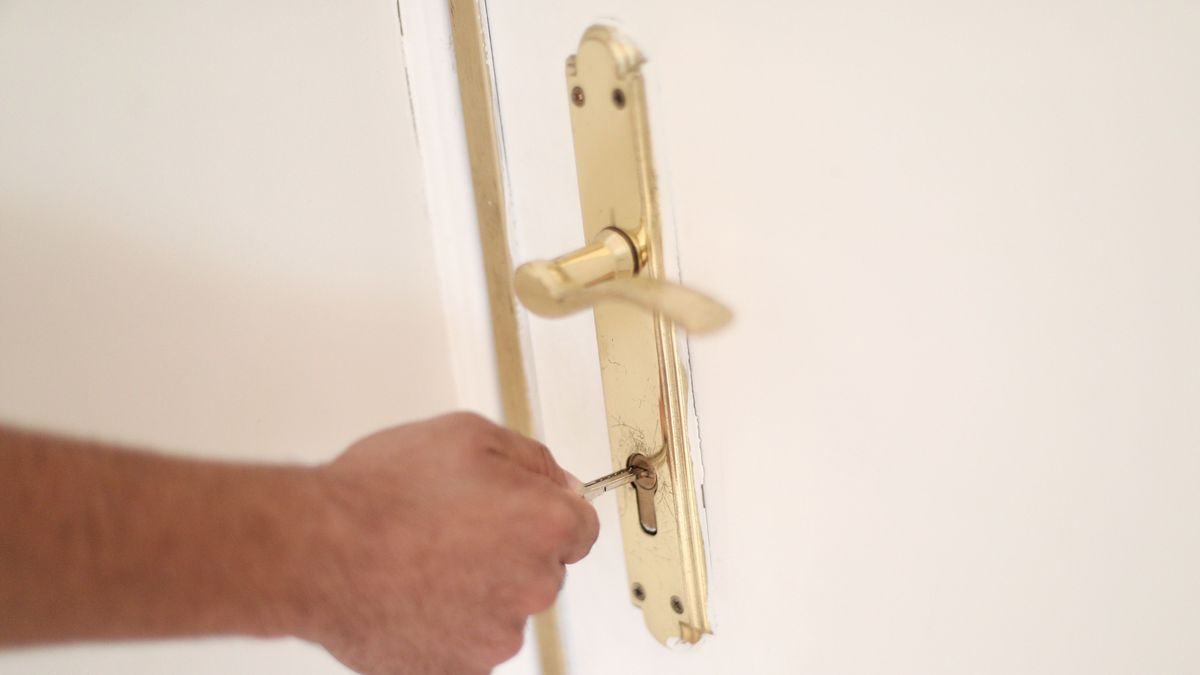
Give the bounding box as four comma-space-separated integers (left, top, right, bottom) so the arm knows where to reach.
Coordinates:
0, 0, 462, 672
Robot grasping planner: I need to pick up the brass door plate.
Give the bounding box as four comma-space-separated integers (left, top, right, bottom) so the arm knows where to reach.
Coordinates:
565, 25, 711, 645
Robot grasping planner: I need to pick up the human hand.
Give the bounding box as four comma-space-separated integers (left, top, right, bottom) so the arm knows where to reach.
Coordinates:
303, 413, 598, 675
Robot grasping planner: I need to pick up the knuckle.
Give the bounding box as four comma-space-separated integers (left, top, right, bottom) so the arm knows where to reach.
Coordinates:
535, 444, 563, 480
515, 570, 564, 614
445, 411, 493, 432
540, 499, 579, 538
523, 584, 558, 614
445, 415, 504, 456
463, 430, 497, 456
484, 626, 525, 664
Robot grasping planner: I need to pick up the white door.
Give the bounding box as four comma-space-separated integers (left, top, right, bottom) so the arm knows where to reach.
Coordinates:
484, 2, 1200, 674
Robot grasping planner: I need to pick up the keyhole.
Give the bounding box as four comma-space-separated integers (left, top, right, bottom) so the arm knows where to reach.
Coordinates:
627, 454, 658, 535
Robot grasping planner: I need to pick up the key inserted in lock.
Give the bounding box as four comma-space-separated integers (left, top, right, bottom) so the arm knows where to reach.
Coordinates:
580, 453, 658, 535
627, 454, 658, 535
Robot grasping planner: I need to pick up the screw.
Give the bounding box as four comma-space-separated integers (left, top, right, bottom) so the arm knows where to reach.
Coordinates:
670, 596, 684, 614
571, 86, 585, 106
632, 583, 646, 602
612, 88, 626, 109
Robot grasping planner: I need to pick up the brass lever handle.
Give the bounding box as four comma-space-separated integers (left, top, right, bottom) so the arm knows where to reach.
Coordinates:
514, 228, 732, 334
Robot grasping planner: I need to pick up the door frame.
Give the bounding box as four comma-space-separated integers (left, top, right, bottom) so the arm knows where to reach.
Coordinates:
395, 0, 564, 672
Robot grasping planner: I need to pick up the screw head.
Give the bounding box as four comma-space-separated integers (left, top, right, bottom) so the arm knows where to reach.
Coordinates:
611, 88, 626, 109
632, 583, 646, 602
670, 596, 684, 614
571, 86, 585, 106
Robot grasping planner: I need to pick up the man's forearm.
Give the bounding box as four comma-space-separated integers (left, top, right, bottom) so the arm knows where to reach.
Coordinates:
0, 413, 599, 674
0, 424, 330, 646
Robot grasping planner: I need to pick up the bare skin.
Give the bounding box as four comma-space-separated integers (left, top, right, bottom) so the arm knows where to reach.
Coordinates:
0, 412, 598, 674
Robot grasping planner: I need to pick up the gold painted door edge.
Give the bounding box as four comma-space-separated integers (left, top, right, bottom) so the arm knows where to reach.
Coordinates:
445, 0, 565, 672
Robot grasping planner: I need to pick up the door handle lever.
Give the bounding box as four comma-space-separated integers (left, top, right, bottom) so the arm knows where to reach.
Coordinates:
514, 227, 732, 333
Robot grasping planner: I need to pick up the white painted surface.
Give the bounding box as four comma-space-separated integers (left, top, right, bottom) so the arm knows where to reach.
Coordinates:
0, 0, 491, 672
485, 1, 1200, 674
397, 0, 504, 420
